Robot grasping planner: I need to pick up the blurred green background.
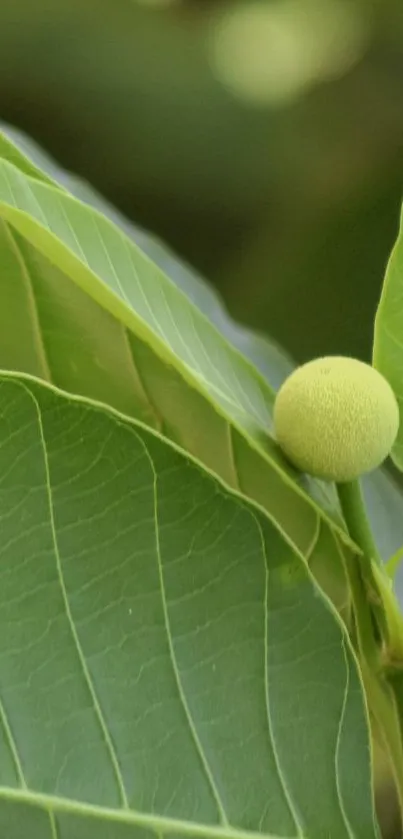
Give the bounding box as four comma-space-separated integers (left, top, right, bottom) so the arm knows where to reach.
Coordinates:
1, 0, 402, 363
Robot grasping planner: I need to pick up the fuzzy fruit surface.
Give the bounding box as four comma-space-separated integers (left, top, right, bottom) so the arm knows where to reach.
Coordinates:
274, 356, 399, 482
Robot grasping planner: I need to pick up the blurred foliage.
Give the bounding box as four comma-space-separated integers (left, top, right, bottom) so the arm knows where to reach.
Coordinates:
1, 0, 402, 363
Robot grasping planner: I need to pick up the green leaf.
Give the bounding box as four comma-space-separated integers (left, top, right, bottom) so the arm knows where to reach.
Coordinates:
0, 123, 295, 391
362, 470, 403, 563
362, 469, 403, 599
0, 129, 358, 662
0, 373, 379, 839
0, 150, 350, 556
373, 204, 403, 471
0, 129, 57, 187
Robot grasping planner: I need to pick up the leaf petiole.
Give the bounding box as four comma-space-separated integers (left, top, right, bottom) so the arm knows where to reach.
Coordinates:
337, 479, 382, 567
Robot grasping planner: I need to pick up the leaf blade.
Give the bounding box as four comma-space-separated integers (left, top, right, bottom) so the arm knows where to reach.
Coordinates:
0, 373, 378, 839
0, 123, 297, 395
373, 205, 403, 471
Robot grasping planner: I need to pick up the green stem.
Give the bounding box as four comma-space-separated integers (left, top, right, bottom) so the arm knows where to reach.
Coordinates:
338, 479, 403, 661
337, 479, 382, 566
337, 482, 403, 821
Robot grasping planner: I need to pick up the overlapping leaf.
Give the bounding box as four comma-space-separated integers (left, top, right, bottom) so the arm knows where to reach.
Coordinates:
373, 205, 403, 471
0, 139, 354, 569
0, 157, 285, 438
0, 374, 379, 839
0, 123, 296, 391
0, 129, 398, 564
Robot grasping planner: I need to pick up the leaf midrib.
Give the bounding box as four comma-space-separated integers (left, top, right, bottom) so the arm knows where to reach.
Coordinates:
0, 786, 291, 839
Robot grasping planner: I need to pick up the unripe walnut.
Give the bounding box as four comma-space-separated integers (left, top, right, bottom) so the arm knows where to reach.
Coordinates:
273, 356, 399, 482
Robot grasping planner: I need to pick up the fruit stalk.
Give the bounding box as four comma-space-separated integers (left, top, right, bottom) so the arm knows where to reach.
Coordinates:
337, 479, 382, 567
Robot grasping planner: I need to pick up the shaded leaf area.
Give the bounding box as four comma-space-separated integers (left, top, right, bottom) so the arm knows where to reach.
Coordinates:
0, 218, 323, 554
388, 672, 403, 763
362, 469, 403, 607
0, 124, 295, 393
373, 205, 403, 472
362, 470, 403, 563
380, 668, 403, 833
0, 375, 378, 839
0, 155, 278, 437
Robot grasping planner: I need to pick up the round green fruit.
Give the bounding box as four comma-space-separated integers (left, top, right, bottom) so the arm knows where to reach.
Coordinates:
273, 356, 399, 482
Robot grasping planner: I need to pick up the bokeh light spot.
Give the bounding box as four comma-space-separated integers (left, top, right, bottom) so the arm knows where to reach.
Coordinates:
208, 0, 370, 107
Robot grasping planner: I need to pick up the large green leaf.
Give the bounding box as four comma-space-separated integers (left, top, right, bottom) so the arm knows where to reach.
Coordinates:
0, 149, 350, 557
373, 204, 403, 471
0, 373, 379, 839
0, 123, 295, 392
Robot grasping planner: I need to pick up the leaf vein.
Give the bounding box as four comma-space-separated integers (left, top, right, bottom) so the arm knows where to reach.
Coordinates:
334, 638, 356, 839
142, 436, 229, 826
258, 518, 304, 838
0, 695, 27, 788
22, 382, 130, 809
